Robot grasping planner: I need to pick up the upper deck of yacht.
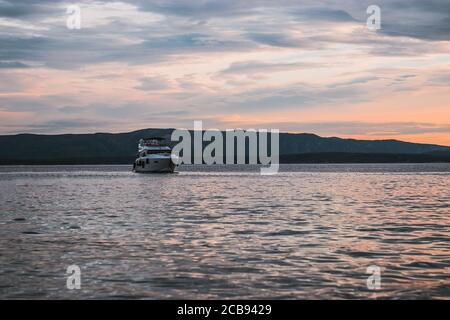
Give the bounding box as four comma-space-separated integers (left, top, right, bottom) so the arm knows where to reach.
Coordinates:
138, 137, 171, 151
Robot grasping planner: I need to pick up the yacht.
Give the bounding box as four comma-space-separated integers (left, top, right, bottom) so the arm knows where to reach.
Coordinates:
133, 137, 179, 173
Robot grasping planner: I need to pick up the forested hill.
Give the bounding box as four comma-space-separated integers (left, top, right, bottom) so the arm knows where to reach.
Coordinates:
0, 128, 449, 164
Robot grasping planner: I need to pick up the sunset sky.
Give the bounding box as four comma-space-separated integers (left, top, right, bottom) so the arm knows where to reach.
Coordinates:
0, 0, 449, 145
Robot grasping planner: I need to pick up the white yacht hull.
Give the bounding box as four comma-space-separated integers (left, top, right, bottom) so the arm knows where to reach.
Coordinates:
133, 138, 179, 174
133, 156, 178, 173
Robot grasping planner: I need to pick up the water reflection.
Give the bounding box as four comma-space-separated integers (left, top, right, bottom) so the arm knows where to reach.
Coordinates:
0, 164, 449, 299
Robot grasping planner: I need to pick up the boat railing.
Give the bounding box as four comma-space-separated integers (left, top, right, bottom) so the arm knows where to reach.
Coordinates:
139, 138, 168, 147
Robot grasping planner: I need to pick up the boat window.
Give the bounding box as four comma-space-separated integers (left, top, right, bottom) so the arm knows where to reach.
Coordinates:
146, 159, 149, 164
146, 150, 171, 155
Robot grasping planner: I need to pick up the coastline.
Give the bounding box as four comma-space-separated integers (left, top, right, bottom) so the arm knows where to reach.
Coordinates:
1, 152, 449, 165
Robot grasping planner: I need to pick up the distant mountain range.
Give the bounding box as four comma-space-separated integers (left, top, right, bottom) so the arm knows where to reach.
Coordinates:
0, 128, 449, 164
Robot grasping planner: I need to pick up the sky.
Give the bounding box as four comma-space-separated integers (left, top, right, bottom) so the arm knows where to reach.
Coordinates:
0, 0, 449, 145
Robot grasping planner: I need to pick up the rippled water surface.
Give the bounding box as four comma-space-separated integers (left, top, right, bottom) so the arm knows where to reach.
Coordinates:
0, 164, 449, 299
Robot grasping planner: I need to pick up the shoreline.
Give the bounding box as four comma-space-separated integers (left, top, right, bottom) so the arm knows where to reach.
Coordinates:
1, 152, 449, 165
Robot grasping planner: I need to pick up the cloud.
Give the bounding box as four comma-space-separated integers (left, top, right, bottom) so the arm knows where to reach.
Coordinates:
328, 76, 379, 88
58, 106, 85, 114
0, 1, 58, 18
292, 7, 357, 22
27, 118, 110, 131
132, 0, 259, 18
149, 110, 190, 116
0, 72, 30, 93
426, 72, 450, 86
219, 60, 322, 76
0, 0, 449, 143
0, 61, 30, 68
222, 121, 450, 137
0, 36, 49, 62
1, 0, 448, 70
246, 33, 315, 49
135, 76, 171, 91
220, 82, 369, 111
